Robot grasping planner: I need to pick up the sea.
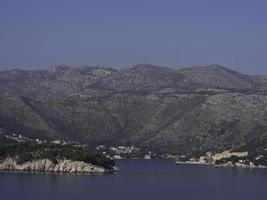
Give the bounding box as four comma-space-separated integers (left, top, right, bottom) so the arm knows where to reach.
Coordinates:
1, 159, 267, 200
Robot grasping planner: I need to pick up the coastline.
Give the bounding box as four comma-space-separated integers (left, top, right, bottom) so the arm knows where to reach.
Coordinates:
175, 160, 267, 169
175, 161, 210, 165
0, 157, 115, 174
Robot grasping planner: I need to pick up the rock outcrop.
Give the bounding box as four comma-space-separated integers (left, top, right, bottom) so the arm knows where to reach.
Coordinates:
0, 158, 106, 173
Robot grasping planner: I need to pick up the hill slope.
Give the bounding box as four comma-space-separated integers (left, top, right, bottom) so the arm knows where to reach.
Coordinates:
0, 64, 267, 155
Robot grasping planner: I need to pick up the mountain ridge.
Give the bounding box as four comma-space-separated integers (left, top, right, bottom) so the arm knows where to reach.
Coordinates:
1, 64, 266, 96
0, 64, 267, 155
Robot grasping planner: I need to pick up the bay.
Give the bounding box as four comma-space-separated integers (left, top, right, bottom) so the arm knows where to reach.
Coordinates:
1, 159, 267, 200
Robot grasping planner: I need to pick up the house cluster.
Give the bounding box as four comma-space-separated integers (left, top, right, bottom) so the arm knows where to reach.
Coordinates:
95, 145, 142, 159
50, 140, 88, 148
175, 152, 214, 164
110, 145, 140, 155
3, 133, 88, 149
4, 133, 46, 144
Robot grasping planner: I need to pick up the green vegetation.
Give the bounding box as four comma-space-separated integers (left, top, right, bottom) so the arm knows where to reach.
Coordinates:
0, 135, 16, 145
0, 143, 115, 170
252, 150, 267, 166
215, 155, 248, 165
214, 152, 267, 167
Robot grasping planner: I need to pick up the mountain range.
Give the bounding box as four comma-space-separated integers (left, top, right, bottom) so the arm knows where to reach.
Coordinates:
0, 64, 267, 155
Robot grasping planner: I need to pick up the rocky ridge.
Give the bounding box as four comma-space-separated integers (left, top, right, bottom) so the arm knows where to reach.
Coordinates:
0, 158, 106, 173
0, 64, 267, 155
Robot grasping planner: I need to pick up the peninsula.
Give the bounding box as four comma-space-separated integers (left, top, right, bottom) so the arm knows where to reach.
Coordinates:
0, 143, 116, 173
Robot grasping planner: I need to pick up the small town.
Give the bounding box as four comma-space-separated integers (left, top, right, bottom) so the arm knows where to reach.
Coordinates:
1, 131, 267, 169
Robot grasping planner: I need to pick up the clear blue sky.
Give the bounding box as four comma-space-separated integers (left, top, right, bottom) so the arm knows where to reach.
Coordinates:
0, 0, 267, 74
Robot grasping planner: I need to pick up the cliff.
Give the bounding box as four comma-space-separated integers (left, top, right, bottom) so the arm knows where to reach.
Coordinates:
0, 143, 116, 172
0, 158, 107, 173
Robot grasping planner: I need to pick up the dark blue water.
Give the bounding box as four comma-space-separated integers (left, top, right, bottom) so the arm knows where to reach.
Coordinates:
1, 159, 267, 200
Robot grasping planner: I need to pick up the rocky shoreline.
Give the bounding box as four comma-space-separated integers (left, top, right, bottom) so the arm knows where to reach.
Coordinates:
175, 150, 267, 169
176, 161, 267, 169
214, 162, 267, 169
0, 158, 113, 173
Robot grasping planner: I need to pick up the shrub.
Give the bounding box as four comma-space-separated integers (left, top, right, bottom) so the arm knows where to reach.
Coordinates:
16, 152, 33, 164
0, 143, 114, 169
228, 156, 239, 164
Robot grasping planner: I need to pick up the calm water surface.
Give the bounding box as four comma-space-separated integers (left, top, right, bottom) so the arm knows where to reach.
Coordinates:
1, 159, 267, 200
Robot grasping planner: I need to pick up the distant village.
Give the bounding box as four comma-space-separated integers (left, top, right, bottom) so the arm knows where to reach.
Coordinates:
1, 132, 152, 160
2, 133, 88, 148
1, 132, 266, 168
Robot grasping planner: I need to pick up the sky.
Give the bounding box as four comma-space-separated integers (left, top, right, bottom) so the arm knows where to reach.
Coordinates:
0, 0, 267, 74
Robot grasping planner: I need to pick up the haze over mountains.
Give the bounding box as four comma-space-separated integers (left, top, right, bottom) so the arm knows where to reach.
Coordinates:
0, 64, 267, 155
